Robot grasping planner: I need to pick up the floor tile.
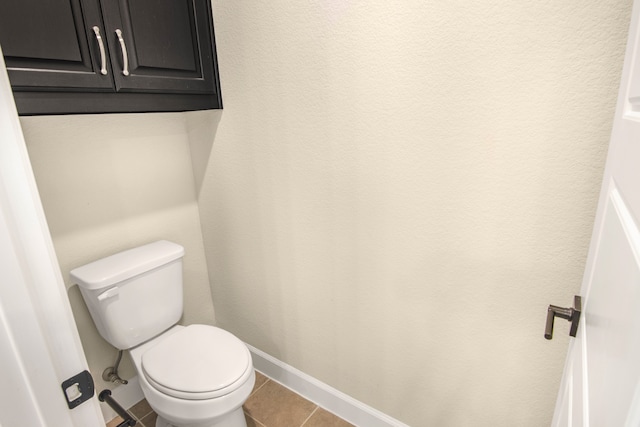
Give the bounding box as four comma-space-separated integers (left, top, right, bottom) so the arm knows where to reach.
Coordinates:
140, 411, 158, 426
252, 371, 269, 393
244, 379, 317, 427
302, 407, 355, 427
245, 413, 267, 427
129, 399, 154, 420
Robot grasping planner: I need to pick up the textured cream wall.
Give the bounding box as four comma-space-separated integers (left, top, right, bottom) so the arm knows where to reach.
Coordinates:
193, 0, 633, 425
20, 113, 215, 393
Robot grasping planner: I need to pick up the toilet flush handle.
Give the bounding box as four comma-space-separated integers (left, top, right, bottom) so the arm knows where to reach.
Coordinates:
97, 287, 119, 302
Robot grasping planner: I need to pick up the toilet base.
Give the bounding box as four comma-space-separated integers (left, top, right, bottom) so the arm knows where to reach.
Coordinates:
155, 406, 247, 427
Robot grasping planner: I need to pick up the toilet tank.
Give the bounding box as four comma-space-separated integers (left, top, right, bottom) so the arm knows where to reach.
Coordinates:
70, 240, 185, 350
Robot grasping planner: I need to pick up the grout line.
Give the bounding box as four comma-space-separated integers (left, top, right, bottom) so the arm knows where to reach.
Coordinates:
131, 415, 145, 427
140, 412, 156, 427
129, 407, 149, 424
299, 406, 319, 427
139, 403, 154, 419
250, 376, 271, 397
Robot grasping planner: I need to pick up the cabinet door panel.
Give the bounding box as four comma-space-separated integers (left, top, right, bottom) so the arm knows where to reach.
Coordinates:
0, 0, 113, 90
130, 1, 197, 73
102, 0, 218, 94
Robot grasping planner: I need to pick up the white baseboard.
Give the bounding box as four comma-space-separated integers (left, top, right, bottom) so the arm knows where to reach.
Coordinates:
246, 344, 410, 427
98, 375, 144, 423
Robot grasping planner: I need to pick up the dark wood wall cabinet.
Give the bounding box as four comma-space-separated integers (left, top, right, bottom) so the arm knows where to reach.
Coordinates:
0, 0, 222, 115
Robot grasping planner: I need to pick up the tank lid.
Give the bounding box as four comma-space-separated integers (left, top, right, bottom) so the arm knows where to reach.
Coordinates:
70, 240, 184, 290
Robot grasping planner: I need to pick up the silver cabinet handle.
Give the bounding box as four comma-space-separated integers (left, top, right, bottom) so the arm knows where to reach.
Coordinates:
92, 26, 107, 75
115, 29, 129, 76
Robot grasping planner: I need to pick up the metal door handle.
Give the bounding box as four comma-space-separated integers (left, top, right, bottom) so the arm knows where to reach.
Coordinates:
92, 26, 108, 75
115, 29, 129, 76
545, 295, 581, 340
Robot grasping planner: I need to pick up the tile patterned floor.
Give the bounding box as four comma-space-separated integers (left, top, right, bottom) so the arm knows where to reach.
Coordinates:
106, 371, 354, 427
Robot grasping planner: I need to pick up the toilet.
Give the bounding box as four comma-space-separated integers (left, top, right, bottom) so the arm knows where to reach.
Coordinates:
70, 240, 255, 427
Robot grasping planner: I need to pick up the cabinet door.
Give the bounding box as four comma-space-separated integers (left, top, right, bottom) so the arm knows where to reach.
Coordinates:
100, 0, 220, 95
0, 0, 114, 90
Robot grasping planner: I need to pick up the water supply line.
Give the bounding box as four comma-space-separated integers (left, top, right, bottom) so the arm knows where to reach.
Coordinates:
103, 350, 128, 385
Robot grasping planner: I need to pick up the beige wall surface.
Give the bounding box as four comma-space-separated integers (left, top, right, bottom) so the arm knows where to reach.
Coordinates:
20, 113, 215, 392
193, 0, 633, 425
13, 0, 632, 424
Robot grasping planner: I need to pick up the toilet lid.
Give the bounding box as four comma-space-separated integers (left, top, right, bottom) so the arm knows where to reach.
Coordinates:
141, 325, 251, 400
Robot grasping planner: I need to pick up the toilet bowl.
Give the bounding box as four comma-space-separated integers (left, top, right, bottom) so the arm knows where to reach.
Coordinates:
70, 241, 255, 427
130, 325, 255, 427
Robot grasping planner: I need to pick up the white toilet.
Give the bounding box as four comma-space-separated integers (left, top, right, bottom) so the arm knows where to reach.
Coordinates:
71, 240, 255, 427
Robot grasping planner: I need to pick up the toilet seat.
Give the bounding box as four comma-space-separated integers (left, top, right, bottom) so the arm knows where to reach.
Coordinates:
141, 324, 252, 400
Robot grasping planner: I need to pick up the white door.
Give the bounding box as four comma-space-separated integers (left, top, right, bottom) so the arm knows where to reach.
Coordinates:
0, 48, 103, 426
552, 0, 640, 425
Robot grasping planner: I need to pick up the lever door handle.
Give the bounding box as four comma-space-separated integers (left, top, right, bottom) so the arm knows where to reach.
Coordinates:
545, 295, 581, 340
